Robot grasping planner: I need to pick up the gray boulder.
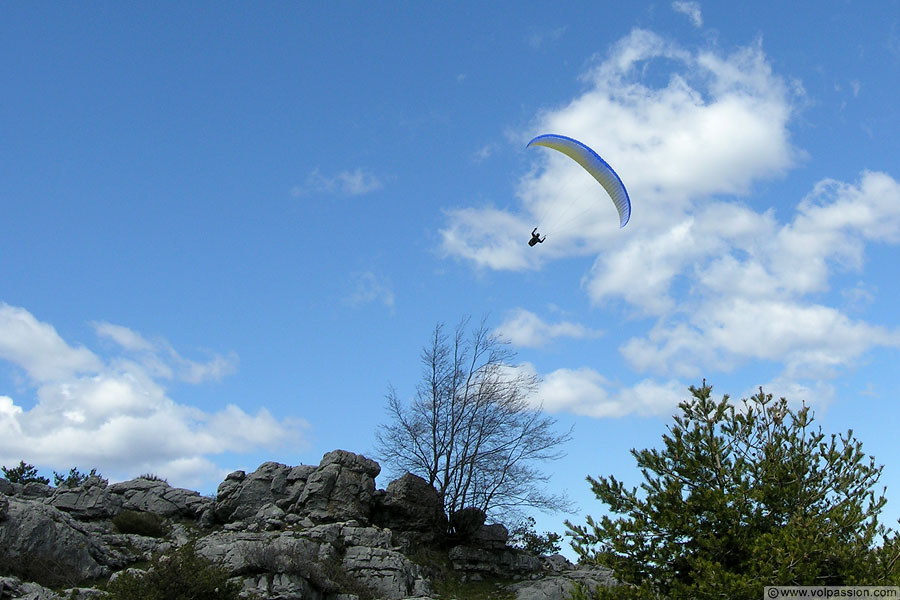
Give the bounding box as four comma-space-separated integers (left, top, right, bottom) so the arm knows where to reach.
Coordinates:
0, 576, 62, 600
341, 545, 431, 599
448, 506, 485, 540
471, 523, 509, 550
47, 476, 122, 520
372, 473, 447, 547
237, 572, 323, 600
0, 496, 109, 586
215, 462, 314, 523
448, 544, 542, 579
21, 482, 53, 498
507, 564, 618, 600
196, 530, 330, 578
107, 477, 211, 519
295, 450, 380, 524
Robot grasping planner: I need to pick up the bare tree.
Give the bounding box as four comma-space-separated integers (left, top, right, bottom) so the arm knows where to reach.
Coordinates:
376, 317, 573, 528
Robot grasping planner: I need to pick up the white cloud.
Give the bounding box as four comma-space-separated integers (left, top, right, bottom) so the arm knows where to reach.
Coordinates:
344, 271, 395, 308
617, 171, 900, 380
495, 309, 602, 348
0, 304, 101, 382
528, 26, 567, 50
439, 28, 900, 404
0, 304, 306, 487
473, 143, 496, 163
533, 364, 684, 417
672, 1, 703, 28
94, 321, 238, 384
440, 29, 801, 270
439, 207, 536, 271
293, 167, 384, 197
622, 298, 900, 379
841, 281, 876, 312
743, 377, 836, 411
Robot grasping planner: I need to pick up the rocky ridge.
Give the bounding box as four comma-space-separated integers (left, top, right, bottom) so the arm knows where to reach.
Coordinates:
0, 450, 616, 599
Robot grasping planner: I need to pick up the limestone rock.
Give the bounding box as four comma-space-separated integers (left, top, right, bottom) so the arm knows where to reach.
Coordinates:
0, 576, 62, 600
0, 496, 109, 585
215, 462, 314, 523
448, 506, 485, 540
21, 482, 53, 498
372, 473, 447, 547
196, 530, 327, 578
0, 450, 617, 599
237, 572, 323, 600
471, 523, 509, 550
448, 544, 542, 579
341, 545, 431, 600
107, 477, 211, 519
47, 479, 122, 519
295, 450, 380, 524
507, 564, 618, 600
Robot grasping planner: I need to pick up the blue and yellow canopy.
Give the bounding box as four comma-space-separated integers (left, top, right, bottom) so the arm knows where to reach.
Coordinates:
527, 134, 631, 228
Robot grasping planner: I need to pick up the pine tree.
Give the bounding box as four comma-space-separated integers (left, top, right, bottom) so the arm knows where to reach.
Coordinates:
567, 382, 900, 599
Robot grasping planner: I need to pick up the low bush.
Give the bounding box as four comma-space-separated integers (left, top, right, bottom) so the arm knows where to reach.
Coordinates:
0, 551, 84, 589
105, 542, 242, 600
112, 510, 169, 538
509, 516, 562, 556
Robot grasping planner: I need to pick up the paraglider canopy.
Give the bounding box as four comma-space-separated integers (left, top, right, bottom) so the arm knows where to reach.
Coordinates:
526, 134, 631, 229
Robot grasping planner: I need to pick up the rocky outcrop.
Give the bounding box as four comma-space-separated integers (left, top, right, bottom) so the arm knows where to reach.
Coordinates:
372, 472, 448, 549
0, 449, 618, 600
0, 495, 110, 585
215, 461, 315, 523
47, 474, 212, 522
509, 563, 619, 600
295, 450, 380, 524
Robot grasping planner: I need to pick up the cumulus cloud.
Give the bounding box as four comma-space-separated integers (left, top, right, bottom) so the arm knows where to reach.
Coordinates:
439, 28, 900, 406
0, 304, 306, 487
0, 304, 101, 382
528, 363, 684, 417
439, 207, 536, 270
617, 171, 900, 379
495, 309, 602, 348
440, 28, 801, 270
292, 167, 384, 197
672, 1, 703, 28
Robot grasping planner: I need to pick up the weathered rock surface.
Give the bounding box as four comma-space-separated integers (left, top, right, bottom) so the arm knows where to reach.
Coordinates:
215, 461, 315, 523
509, 564, 618, 600
295, 450, 380, 524
449, 543, 543, 579
108, 477, 211, 518
0, 576, 106, 600
0, 495, 110, 585
0, 449, 619, 600
372, 472, 447, 548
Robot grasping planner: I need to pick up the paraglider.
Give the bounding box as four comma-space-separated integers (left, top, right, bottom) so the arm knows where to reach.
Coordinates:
526, 134, 631, 244
528, 227, 545, 246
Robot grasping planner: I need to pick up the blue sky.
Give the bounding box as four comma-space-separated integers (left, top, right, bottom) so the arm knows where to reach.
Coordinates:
2, 1, 900, 551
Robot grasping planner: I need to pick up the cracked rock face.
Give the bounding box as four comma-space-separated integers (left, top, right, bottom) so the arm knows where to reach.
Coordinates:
215, 462, 315, 523
0, 495, 110, 584
0, 449, 614, 600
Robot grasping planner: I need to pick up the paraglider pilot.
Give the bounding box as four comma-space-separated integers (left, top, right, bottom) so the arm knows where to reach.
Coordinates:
529, 228, 545, 246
